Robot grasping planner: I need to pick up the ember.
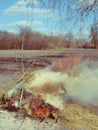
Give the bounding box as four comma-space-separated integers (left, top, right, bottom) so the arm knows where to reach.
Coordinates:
33, 103, 58, 120
29, 96, 58, 120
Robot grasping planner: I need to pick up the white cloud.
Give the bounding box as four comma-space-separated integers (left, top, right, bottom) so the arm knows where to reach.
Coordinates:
0, 20, 43, 34
83, 30, 90, 36
79, 0, 96, 5
78, 30, 90, 38
33, 27, 63, 35
0, 23, 9, 27
10, 20, 42, 27
3, 0, 53, 17
7, 29, 18, 34
4, 6, 32, 16
13, 0, 38, 7
48, 29, 63, 35
0, 21, 62, 35
0, 20, 42, 27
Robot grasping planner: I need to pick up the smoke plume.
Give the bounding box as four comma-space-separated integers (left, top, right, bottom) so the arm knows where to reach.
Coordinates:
9, 56, 98, 109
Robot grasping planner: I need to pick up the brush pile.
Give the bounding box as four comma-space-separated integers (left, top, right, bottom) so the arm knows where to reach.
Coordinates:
1, 89, 98, 130
0, 88, 59, 121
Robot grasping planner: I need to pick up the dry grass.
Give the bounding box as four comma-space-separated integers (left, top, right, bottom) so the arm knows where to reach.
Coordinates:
0, 49, 98, 58
59, 104, 98, 130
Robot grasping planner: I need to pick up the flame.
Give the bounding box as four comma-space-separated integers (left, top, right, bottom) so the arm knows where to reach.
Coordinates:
30, 96, 58, 120
33, 103, 58, 120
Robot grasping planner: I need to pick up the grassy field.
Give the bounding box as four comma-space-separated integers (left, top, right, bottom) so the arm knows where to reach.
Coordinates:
0, 48, 98, 58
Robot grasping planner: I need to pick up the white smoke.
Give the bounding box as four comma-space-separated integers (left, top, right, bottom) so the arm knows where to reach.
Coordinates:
9, 57, 98, 109
25, 58, 98, 108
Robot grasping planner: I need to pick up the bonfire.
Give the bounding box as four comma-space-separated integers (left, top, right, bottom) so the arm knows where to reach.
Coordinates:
0, 87, 59, 122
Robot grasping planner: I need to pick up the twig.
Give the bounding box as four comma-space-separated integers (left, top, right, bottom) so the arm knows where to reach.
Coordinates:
19, 88, 23, 110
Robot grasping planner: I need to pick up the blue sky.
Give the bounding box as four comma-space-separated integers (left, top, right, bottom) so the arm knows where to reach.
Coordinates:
0, 0, 95, 38
0, 0, 63, 35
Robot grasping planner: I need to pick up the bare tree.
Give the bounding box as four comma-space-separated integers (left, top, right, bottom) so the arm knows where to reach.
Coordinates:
90, 22, 98, 48
30, 0, 97, 37
64, 32, 74, 48
18, 26, 33, 49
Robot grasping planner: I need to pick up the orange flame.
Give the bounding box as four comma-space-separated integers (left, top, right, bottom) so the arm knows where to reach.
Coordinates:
33, 104, 58, 120
30, 96, 58, 120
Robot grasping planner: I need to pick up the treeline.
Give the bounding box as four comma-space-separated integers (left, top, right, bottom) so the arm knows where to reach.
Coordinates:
0, 28, 96, 50
0, 31, 65, 50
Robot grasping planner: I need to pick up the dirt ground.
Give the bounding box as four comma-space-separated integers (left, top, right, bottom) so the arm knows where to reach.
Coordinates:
0, 110, 67, 130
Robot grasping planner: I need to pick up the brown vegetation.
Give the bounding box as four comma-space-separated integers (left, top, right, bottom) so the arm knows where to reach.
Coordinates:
0, 29, 96, 50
